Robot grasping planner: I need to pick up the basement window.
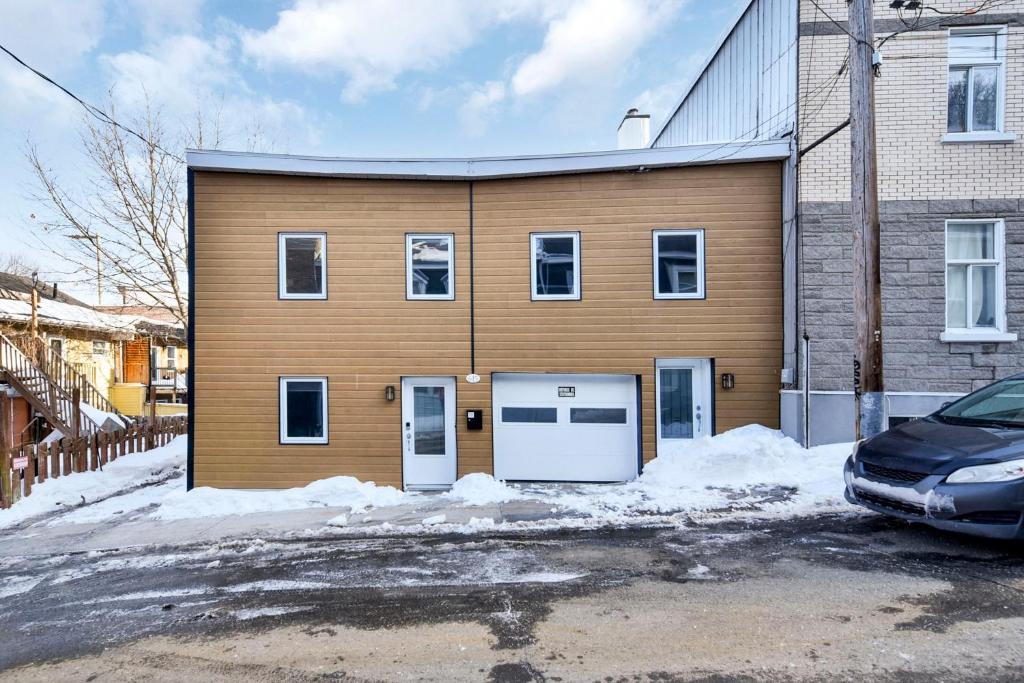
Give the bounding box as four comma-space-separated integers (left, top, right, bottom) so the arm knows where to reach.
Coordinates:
279, 377, 328, 444
279, 233, 327, 299
406, 234, 454, 300
653, 229, 705, 299
531, 232, 580, 301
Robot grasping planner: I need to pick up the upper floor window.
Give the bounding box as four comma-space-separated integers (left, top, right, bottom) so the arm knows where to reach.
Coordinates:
166, 345, 177, 369
92, 340, 108, 355
278, 233, 326, 299
947, 27, 1006, 136
531, 232, 580, 301
406, 234, 454, 300
943, 220, 1015, 342
653, 229, 705, 299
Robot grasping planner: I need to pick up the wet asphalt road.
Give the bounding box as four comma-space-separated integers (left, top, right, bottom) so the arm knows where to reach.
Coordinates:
2, 513, 1024, 681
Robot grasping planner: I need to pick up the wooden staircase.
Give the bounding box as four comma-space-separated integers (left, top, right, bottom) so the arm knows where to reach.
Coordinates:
0, 334, 120, 437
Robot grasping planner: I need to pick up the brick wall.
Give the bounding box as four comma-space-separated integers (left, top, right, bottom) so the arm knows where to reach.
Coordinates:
798, 0, 1024, 202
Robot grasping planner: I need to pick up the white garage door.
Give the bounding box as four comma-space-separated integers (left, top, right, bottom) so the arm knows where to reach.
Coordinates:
492, 373, 639, 482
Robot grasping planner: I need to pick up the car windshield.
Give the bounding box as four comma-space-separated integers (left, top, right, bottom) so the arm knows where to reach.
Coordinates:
938, 378, 1024, 427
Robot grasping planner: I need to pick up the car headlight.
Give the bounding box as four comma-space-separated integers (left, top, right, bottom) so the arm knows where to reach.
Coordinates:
946, 458, 1024, 484
851, 439, 865, 464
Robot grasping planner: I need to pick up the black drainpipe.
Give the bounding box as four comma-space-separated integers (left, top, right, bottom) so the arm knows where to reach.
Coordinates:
468, 181, 476, 375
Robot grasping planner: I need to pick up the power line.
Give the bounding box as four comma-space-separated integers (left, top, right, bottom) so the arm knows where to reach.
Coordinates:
0, 42, 185, 163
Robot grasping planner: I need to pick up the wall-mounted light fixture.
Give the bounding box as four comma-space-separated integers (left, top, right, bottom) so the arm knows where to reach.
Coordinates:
385, 385, 396, 401
721, 373, 735, 390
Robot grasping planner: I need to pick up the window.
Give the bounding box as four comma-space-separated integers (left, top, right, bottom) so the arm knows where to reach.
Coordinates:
531, 232, 580, 300
49, 337, 63, 357
653, 229, 705, 299
279, 377, 328, 444
278, 233, 327, 299
943, 220, 1014, 342
166, 345, 177, 369
406, 234, 454, 300
92, 340, 108, 355
501, 407, 558, 423
946, 28, 1008, 140
570, 408, 628, 424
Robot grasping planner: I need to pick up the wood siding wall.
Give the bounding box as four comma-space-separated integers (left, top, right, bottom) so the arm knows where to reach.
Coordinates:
192, 163, 783, 489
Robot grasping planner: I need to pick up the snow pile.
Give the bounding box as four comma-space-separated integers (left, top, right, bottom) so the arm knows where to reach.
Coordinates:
79, 402, 128, 431
153, 476, 409, 521
0, 436, 185, 528
446, 472, 524, 505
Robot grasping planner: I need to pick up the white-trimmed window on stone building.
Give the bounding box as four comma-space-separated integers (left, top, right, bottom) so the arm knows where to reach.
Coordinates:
942, 219, 1016, 343
945, 26, 1013, 143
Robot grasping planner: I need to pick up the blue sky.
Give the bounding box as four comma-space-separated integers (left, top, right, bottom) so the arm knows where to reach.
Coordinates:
0, 0, 743, 302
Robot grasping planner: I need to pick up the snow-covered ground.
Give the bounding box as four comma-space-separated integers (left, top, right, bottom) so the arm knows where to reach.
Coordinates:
0, 427, 854, 535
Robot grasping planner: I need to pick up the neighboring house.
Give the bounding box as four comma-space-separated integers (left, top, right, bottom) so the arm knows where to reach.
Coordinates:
652, 0, 1024, 444
95, 305, 188, 403
0, 273, 187, 446
187, 144, 789, 490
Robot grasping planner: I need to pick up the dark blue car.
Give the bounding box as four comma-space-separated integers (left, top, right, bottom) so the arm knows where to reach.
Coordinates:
845, 374, 1024, 540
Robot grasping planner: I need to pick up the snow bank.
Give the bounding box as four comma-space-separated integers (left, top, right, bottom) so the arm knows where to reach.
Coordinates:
0, 436, 185, 528
79, 402, 128, 430
152, 476, 409, 521
446, 472, 524, 505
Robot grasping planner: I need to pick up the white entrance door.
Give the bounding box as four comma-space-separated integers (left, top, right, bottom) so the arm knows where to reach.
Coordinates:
402, 377, 457, 490
656, 359, 712, 454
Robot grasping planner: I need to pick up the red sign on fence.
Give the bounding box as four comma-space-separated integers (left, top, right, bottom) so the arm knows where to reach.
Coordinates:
12, 457, 28, 470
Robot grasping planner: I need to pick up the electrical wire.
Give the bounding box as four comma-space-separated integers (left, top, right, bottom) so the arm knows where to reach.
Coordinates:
0, 42, 186, 163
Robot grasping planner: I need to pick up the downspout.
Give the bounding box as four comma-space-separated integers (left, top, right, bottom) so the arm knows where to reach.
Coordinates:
468, 181, 476, 376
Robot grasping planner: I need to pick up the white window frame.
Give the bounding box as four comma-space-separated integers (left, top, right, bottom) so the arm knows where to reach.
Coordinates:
279, 376, 329, 445
278, 232, 328, 300
530, 232, 581, 301
166, 345, 177, 369
653, 229, 706, 300
405, 233, 455, 300
943, 26, 1014, 143
941, 219, 1017, 343
92, 340, 108, 355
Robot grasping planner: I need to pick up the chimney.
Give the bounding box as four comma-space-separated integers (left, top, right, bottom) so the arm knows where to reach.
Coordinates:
617, 108, 650, 149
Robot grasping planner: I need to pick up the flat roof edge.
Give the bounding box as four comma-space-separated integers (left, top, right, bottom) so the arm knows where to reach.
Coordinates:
186, 140, 790, 180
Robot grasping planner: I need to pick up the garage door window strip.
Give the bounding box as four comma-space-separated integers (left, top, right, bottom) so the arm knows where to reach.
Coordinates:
501, 407, 558, 423
279, 377, 328, 444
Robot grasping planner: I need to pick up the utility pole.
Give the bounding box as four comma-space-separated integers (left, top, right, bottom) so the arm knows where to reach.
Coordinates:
848, 0, 885, 440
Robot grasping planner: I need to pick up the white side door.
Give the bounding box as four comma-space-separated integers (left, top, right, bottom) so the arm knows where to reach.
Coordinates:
402, 376, 457, 490
656, 359, 712, 455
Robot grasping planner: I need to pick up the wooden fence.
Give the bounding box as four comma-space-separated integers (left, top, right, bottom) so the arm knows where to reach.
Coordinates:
0, 415, 188, 510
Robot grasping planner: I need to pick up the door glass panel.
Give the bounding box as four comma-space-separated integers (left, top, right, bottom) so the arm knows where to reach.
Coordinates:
502, 407, 558, 423
971, 264, 997, 327
657, 233, 699, 294
413, 386, 446, 455
286, 381, 324, 439
660, 369, 694, 439
410, 236, 451, 296
972, 66, 998, 131
534, 236, 576, 296
947, 68, 968, 133
570, 408, 627, 424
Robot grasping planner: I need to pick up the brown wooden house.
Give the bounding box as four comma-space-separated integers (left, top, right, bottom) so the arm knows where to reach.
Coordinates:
187, 141, 790, 490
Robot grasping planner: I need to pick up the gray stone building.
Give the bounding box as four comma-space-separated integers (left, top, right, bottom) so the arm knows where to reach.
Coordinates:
650, 0, 1024, 443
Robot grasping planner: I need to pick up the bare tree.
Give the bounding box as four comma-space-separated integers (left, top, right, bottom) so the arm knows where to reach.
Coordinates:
0, 252, 41, 278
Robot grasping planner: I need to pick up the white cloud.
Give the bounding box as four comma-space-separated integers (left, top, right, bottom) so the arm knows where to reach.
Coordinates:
459, 81, 507, 136
102, 34, 319, 151
121, 0, 206, 38
241, 0, 499, 102
511, 0, 682, 98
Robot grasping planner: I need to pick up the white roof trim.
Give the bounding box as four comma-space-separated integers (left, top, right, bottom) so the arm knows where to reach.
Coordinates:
650, 0, 758, 146
186, 139, 790, 181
